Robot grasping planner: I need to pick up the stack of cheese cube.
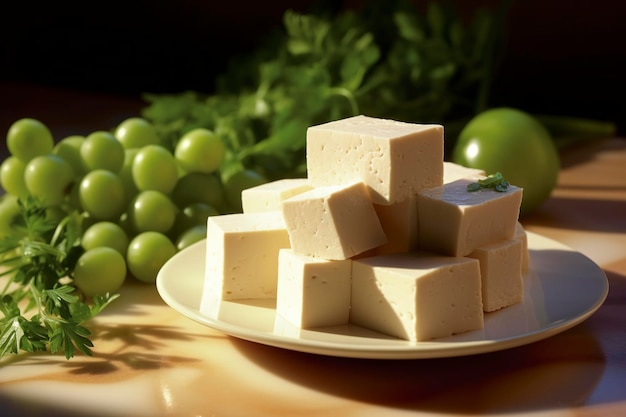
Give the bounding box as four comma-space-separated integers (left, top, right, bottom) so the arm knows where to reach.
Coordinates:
200, 115, 527, 342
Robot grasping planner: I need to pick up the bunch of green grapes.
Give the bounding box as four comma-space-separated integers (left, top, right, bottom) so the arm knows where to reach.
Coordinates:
0, 117, 236, 297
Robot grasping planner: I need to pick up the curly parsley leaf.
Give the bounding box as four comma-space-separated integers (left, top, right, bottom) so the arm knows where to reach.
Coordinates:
0, 314, 24, 357
0, 197, 119, 360
467, 172, 510, 192
142, 2, 510, 179
49, 321, 94, 360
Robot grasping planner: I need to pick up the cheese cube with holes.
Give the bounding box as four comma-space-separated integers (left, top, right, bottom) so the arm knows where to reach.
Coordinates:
350, 253, 483, 341
200, 212, 290, 317
417, 178, 523, 257
281, 181, 387, 260
242, 178, 313, 213
443, 161, 486, 183
275, 249, 352, 328
468, 239, 524, 312
306, 115, 444, 205
373, 195, 418, 255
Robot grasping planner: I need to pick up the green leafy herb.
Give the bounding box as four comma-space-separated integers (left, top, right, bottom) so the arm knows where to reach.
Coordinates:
467, 172, 510, 192
0, 197, 118, 360
141, 1, 512, 181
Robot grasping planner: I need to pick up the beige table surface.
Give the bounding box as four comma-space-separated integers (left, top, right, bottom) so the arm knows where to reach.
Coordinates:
0, 83, 624, 417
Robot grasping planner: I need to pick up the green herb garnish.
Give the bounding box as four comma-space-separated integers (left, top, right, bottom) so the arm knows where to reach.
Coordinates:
141, 1, 512, 178
467, 172, 510, 192
0, 197, 118, 360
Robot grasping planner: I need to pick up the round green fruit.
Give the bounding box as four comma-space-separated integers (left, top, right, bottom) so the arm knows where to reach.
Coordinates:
6, 118, 54, 162
73, 247, 127, 298
451, 107, 560, 215
126, 231, 176, 283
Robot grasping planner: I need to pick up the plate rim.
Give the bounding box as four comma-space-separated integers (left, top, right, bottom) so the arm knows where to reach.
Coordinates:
156, 232, 609, 359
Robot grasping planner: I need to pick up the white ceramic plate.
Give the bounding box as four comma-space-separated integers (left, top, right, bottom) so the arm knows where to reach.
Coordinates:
156, 232, 608, 359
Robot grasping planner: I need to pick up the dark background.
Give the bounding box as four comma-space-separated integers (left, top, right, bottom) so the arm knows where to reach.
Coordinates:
1, 0, 625, 136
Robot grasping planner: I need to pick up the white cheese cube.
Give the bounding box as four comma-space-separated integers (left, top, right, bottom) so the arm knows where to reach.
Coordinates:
275, 249, 351, 328
306, 115, 444, 205
242, 178, 313, 213
443, 161, 486, 183
468, 239, 524, 312
514, 221, 530, 271
281, 181, 387, 260
351, 253, 483, 341
373, 195, 418, 255
200, 212, 290, 317
417, 178, 523, 257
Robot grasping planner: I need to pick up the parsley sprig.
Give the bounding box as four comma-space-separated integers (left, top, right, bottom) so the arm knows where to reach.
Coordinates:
467, 172, 510, 192
0, 197, 118, 360
142, 1, 512, 177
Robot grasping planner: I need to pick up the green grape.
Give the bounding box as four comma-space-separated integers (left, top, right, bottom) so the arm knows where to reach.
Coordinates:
175, 225, 207, 251
126, 231, 176, 283
132, 145, 178, 193
82, 221, 129, 255
128, 190, 176, 233
175, 128, 225, 174
0, 194, 21, 238
73, 247, 127, 297
24, 155, 74, 206
171, 202, 218, 238
0, 156, 29, 198
80, 131, 125, 173
114, 117, 160, 149
223, 169, 267, 213
52, 135, 86, 177
119, 148, 139, 202
6, 118, 54, 162
171, 172, 225, 210
79, 170, 126, 220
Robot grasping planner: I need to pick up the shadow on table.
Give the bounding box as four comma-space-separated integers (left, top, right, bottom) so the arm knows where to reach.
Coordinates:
233, 323, 607, 415
97, 278, 170, 315
558, 138, 626, 169
0, 321, 213, 374
0, 319, 227, 417
524, 195, 626, 234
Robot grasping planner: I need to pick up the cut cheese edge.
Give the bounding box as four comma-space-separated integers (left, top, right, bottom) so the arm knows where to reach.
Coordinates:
373, 196, 418, 255
417, 178, 523, 257
281, 181, 387, 260
242, 178, 312, 213
306, 115, 444, 205
443, 161, 486, 183
275, 249, 352, 328
200, 211, 290, 318
351, 252, 483, 341
468, 239, 524, 312
515, 221, 530, 271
